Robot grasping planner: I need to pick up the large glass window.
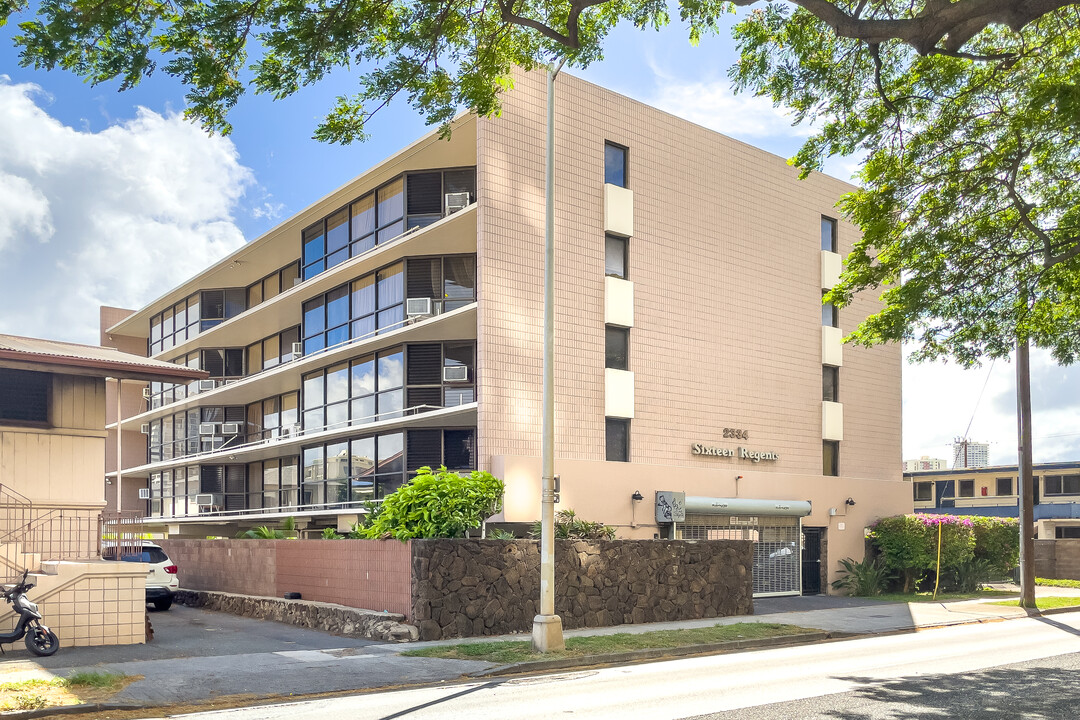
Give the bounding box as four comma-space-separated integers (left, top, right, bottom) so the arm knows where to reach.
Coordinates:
1044, 474, 1080, 495
605, 326, 629, 370
823, 366, 839, 402
303, 261, 408, 355
606, 418, 629, 462
604, 142, 627, 187
247, 261, 301, 310
0, 369, 49, 424
914, 482, 933, 502
822, 294, 839, 328
605, 234, 627, 279
996, 477, 1013, 496
302, 430, 409, 504
245, 392, 299, 441
302, 347, 403, 432
302, 169, 476, 281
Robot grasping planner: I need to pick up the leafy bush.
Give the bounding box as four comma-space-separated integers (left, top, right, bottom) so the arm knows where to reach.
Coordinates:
830, 556, 891, 596
236, 517, 298, 539
357, 466, 504, 540
487, 527, 516, 539
869, 515, 975, 593
944, 558, 996, 593
321, 527, 343, 540
531, 509, 616, 540
971, 516, 1020, 577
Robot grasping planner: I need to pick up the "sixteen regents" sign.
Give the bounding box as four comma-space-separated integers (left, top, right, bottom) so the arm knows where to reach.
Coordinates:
691, 443, 780, 463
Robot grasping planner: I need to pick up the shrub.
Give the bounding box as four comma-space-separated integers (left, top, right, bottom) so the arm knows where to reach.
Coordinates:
971, 516, 1020, 577
487, 528, 516, 539
530, 509, 616, 540
944, 558, 996, 593
831, 556, 891, 596
358, 466, 504, 540
869, 515, 975, 593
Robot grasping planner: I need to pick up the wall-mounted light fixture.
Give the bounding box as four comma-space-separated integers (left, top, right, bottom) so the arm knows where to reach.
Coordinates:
631, 490, 644, 501
845, 497, 856, 507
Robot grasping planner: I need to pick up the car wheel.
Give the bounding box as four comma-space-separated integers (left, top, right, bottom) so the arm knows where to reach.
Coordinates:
152, 597, 173, 611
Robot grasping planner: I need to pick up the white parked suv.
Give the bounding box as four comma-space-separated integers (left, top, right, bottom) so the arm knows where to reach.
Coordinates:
103, 542, 179, 611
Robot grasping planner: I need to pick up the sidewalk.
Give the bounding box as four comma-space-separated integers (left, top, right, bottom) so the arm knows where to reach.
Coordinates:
0, 587, 1071, 714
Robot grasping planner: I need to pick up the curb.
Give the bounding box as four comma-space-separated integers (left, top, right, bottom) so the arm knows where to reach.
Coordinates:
468, 631, 833, 677
0, 703, 139, 719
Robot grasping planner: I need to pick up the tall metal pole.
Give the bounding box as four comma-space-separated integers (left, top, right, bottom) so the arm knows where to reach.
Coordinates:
115, 378, 123, 513
1016, 338, 1036, 608
532, 59, 566, 653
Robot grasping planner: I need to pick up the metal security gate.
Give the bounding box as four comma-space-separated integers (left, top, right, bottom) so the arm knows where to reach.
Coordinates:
678, 514, 803, 597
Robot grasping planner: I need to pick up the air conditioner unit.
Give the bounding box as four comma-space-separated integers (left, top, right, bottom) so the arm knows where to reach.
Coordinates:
291, 342, 304, 358
221, 422, 242, 435
198, 422, 218, 435
445, 192, 471, 214
140, 423, 151, 434
198, 379, 217, 392
138, 488, 151, 500
141, 387, 152, 400
224, 379, 239, 385
406, 297, 433, 317
443, 365, 469, 382
195, 493, 223, 511
282, 423, 302, 438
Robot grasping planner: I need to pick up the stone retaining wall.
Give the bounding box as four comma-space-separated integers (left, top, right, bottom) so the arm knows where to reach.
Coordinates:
411, 539, 753, 640
174, 589, 418, 642
1035, 538, 1080, 580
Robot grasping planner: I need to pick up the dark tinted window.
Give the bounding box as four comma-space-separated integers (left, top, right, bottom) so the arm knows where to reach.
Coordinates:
821, 216, 838, 252
959, 479, 974, 497
914, 483, 932, 501
606, 418, 629, 462
605, 235, 627, 278
996, 477, 1013, 496
604, 142, 627, 187
0, 369, 48, 424
823, 440, 839, 476
823, 366, 839, 402
605, 326, 629, 370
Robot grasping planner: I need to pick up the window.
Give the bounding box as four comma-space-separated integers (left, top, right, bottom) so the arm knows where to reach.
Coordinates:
1044, 474, 1080, 495
822, 366, 839, 402
823, 440, 839, 476
605, 235, 627, 279
606, 418, 629, 462
1056, 527, 1080, 539
247, 262, 301, 310
822, 294, 838, 327
958, 479, 974, 498
200, 348, 245, 379
821, 216, 838, 252
0, 369, 49, 424
405, 256, 478, 314
245, 392, 299, 441
301, 430, 414, 503
996, 477, 1013, 496
302, 169, 476, 281
302, 347, 403, 432
302, 261, 406, 356
604, 142, 627, 187
914, 482, 933, 502
246, 326, 301, 374
405, 343, 476, 409
606, 326, 629, 370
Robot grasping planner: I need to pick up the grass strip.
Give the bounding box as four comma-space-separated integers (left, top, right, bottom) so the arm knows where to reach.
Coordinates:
401, 622, 816, 664
989, 596, 1080, 610
866, 589, 1017, 604
1035, 578, 1080, 589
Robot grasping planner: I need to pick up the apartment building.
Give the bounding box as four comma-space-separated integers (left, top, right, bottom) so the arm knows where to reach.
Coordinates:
103, 71, 908, 595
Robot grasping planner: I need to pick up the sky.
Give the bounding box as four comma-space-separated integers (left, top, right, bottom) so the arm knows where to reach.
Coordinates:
0, 16, 1077, 467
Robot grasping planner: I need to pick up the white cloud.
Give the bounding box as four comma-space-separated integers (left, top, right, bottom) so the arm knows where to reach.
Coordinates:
0, 77, 253, 344
902, 347, 1080, 467
648, 76, 811, 141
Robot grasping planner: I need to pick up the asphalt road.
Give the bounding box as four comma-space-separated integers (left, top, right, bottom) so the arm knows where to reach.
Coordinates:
153, 610, 1080, 720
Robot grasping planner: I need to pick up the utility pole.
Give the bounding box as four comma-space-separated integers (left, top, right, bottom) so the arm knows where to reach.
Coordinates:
532, 58, 567, 653
1016, 338, 1036, 608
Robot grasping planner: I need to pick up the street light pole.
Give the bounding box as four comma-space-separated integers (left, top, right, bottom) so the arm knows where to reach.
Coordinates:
532, 58, 567, 653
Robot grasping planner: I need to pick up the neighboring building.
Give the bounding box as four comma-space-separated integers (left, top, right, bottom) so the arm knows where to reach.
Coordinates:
102, 71, 908, 596
0, 333, 205, 646
908, 462, 1080, 538
903, 456, 948, 472
952, 439, 990, 468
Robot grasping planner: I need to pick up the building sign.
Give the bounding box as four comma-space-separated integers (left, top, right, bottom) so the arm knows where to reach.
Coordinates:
691, 443, 779, 463
655, 491, 686, 523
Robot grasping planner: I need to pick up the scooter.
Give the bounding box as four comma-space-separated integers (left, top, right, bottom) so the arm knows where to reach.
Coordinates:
0, 570, 58, 656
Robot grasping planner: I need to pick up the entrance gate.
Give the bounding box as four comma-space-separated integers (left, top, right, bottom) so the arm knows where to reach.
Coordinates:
677, 514, 802, 596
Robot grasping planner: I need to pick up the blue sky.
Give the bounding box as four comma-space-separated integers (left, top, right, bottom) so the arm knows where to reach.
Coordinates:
0, 15, 1077, 465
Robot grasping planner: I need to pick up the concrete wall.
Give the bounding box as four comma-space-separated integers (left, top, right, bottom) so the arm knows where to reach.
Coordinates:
1035, 539, 1080, 580
410, 539, 753, 640
158, 539, 413, 615
475, 70, 902, 479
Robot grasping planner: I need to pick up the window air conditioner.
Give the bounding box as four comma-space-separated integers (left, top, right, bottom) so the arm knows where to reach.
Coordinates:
406, 297, 433, 317
224, 379, 239, 385
221, 422, 242, 435
141, 387, 152, 400
198, 422, 218, 435
443, 365, 469, 382
445, 192, 471, 214
195, 493, 223, 511
291, 342, 304, 358
198, 379, 217, 392
140, 423, 151, 434
138, 488, 151, 500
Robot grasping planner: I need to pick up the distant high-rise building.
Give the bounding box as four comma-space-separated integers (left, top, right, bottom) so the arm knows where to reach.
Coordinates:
903, 456, 949, 472
952, 440, 990, 469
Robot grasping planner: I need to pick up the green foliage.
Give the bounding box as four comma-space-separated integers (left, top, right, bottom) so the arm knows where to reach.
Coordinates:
237, 517, 298, 539
357, 466, 504, 540
971, 517, 1020, 577
321, 527, 343, 540
868, 515, 975, 593
944, 559, 996, 593
830, 556, 891, 597
531, 508, 616, 540
732, 8, 1080, 365
487, 527, 516, 540
1037, 577, 1080, 589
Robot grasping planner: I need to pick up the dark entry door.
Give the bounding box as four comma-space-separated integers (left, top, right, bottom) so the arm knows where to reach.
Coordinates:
802, 527, 824, 595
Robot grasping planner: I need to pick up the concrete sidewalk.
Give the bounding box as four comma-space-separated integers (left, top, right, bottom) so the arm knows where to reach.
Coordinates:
0, 587, 1072, 711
